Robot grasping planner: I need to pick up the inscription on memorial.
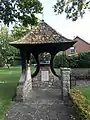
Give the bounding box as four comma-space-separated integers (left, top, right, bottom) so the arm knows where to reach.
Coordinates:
41, 71, 49, 81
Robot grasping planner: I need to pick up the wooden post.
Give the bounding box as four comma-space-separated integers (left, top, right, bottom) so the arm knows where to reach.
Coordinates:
19, 50, 27, 84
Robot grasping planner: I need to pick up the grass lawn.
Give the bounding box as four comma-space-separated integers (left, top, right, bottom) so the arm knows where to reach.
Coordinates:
72, 86, 90, 102
0, 66, 35, 120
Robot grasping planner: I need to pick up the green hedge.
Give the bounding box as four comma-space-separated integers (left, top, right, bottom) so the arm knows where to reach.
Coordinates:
53, 52, 90, 68
9, 60, 21, 66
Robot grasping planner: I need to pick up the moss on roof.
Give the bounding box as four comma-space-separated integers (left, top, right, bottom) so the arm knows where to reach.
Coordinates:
10, 20, 73, 45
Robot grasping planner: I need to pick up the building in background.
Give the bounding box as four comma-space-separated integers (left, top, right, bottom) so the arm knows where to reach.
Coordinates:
66, 36, 90, 56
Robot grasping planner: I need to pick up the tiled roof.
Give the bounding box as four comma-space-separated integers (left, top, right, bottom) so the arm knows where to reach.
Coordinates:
74, 36, 90, 45
10, 20, 73, 45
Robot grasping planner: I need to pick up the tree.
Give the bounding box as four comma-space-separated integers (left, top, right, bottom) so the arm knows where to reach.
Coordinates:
0, 25, 18, 67
12, 25, 30, 40
39, 53, 51, 62
0, 26, 10, 66
0, 0, 43, 26
54, 0, 90, 21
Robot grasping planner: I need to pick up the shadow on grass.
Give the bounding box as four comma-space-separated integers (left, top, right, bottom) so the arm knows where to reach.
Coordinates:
0, 82, 18, 120
0, 83, 18, 100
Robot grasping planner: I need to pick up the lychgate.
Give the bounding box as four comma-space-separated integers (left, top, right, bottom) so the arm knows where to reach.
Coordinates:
10, 20, 76, 101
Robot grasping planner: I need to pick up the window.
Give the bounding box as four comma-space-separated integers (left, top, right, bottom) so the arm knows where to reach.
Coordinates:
70, 47, 76, 54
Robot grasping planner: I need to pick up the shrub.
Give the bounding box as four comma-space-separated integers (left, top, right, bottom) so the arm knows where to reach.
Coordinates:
53, 51, 90, 68
53, 53, 69, 68
9, 60, 21, 66
78, 52, 90, 68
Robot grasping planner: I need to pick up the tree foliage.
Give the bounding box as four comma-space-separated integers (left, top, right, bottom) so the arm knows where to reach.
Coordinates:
53, 51, 90, 68
53, 52, 69, 68
54, 0, 90, 21
0, 0, 43, 26
78, 52, 90, 67
12, 25, 30, 40
0, 25, 18, 67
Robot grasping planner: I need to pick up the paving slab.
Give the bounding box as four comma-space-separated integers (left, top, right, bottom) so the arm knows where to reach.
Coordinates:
5, 88, 81, 120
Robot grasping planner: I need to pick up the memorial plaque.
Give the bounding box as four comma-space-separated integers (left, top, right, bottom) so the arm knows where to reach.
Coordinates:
41, 71, 49, 81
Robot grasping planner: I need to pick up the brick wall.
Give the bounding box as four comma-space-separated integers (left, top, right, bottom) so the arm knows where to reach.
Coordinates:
66, 37, 90, 55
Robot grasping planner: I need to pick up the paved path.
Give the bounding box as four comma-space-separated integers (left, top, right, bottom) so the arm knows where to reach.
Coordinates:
5, 88, 80, 120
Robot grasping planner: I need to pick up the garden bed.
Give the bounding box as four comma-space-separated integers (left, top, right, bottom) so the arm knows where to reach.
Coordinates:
70, 86, 90, 120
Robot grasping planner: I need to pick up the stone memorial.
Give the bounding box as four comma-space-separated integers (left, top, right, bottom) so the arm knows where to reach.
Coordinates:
32, 62, 60, 89
41, 71, 49, 82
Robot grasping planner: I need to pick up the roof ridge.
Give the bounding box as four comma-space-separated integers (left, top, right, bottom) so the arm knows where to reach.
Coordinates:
74, 36, 90, 45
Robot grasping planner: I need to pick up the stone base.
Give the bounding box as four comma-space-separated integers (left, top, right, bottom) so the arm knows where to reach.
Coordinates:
15, 66, 32, 102
23, 78, 32, 100
32, 65, 61, 89
15, 84, 24, 102
15, 80, 32, 102
60, 68, 71, 99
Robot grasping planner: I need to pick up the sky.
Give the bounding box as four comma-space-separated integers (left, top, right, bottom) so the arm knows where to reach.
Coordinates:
38, 0, 90, 44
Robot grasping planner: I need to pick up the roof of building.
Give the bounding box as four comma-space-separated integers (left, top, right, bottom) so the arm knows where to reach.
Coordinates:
74, 36, 90, 45
10, 20, 73, 45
